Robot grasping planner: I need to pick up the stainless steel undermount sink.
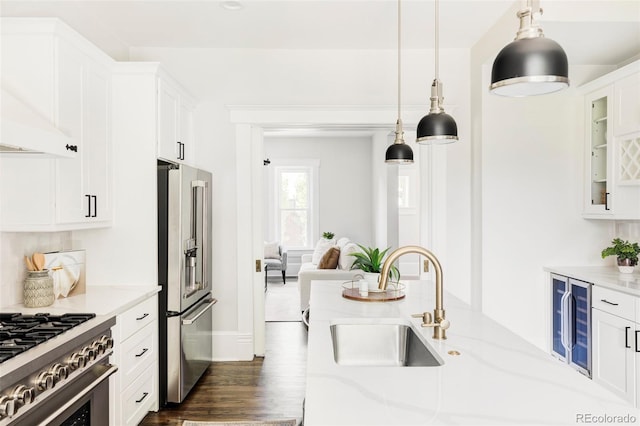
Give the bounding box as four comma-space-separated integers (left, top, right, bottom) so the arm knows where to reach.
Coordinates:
329, 319, 444, 367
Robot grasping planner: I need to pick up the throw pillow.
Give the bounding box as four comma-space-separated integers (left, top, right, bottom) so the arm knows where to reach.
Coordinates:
336, 237, 350, 249
311, 238, 334, 264
318, 247, 340, 269
339, 242, 361, 270
264, 242, 280, 259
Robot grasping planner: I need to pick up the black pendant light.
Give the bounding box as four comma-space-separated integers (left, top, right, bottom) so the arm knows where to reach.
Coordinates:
385, 0, 414, 164
416, 0, 458, 144
490, 0, 569, 97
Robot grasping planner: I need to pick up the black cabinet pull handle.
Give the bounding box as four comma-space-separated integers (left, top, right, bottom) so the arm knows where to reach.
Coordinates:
625, 326, 631, 348
636, 330, 640, 353
65, 144, 78, 152
601, 299, 619, 306
136, 313, 149, 321
91, 195, 97, 218
85, 195, 91, 217
135, 392, 149, 403
605, 192, 610, 210
135, 348, 149, 358
176, 141, 183, 160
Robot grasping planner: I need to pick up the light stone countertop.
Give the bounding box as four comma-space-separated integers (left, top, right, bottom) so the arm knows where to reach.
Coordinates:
304, 280, 638, 426
543, 266, 640, 297
0, 285, 160, 317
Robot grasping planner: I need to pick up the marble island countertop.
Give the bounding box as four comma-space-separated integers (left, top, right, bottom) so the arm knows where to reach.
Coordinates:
304, 281, 637, 426
0, 285, 160, 317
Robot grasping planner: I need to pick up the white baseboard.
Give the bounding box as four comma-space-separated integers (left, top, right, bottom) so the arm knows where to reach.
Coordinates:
212, 331, 255, 361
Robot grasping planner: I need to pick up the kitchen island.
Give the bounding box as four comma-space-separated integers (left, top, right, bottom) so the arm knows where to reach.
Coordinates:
304, 280, 637, 425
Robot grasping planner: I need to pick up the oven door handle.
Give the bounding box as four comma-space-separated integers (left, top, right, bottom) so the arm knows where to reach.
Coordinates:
37, 364, 118, 426
182, 298, 217, 325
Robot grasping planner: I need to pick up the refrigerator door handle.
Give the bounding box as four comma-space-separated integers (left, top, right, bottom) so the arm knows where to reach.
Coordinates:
182, 298, 217, 325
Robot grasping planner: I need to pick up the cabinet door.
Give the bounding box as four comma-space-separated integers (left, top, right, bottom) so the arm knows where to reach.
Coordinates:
583, 86, 615, 217
84, 63, 111, 222
614, 72, 640, 137
179, 101, 194, 164
157, 80, 180, 162
55, 42, 86, 224
569, 279, 590, 374
591, 308, 636, 405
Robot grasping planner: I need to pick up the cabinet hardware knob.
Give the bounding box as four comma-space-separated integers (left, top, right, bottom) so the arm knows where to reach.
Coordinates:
65, 144, 78, 152
136, 313, 149, 321
600, 299, 618, 306
625, 326, 631, 349
85, 195, 91, 218
636, 330, 640, 353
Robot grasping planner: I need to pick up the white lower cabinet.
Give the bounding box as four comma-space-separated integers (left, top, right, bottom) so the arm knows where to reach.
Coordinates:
110, 295, 159, 426
591, 286, 640, 407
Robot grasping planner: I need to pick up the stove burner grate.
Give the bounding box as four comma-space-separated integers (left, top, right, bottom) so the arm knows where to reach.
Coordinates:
0, 313, 96, 363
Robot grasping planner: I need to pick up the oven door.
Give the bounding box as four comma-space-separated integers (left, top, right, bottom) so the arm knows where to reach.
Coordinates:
166, 295, 215, 403
11, 362, 117, 426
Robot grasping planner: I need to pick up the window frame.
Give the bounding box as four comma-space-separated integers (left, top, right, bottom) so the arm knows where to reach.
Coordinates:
268, 159, 320, 250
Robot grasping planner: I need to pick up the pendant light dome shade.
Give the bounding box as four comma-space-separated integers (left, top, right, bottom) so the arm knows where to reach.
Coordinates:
490, 1, 569, 97
416, 111, 458, 144
385, 140, 414, 163
490, 37, 568, 97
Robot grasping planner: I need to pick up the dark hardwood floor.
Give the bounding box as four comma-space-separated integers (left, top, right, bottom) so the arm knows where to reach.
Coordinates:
140, 322, 307, 425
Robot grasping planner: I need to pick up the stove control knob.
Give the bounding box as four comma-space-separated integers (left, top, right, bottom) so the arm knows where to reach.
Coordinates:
91, 341, 106, 355
68, 352, 86, 370
49, 363, 69, 382
98, 335, 114, 350
80, 347, 96, 362
12, 385, 34, 406
0, 396, 16, 418
35, 372, 55, 391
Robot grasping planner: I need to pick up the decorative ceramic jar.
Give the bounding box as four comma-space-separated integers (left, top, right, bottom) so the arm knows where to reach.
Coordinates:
24, 270, 55, 308
617, 257, 637, 274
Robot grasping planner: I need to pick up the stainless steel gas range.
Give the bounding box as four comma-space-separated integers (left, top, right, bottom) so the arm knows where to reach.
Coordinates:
0, 312, 117, 425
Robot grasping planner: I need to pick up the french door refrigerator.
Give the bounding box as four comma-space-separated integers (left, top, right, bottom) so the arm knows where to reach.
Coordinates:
158, 160, 216, 405
551, 274, 591, 378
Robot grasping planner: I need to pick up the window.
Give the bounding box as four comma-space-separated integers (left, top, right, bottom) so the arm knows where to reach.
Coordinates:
270, 160, 319, 249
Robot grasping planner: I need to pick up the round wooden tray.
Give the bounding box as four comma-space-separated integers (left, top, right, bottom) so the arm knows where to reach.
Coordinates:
341, 286, 406, 302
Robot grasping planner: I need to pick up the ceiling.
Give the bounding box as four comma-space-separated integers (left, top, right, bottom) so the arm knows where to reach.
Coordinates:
0, 0, 638, 66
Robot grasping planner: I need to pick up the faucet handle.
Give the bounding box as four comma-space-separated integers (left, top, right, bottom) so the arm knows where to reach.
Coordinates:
412, 312, 450, 330
412, 312, 432, 325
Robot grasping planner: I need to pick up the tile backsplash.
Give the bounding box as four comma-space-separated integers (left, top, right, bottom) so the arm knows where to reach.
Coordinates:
0, 232, 72, 307
615, 221, 640, 243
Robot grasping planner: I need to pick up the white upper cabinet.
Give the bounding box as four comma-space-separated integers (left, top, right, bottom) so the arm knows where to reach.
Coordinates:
157, 77, 195, 165
0, 18, 113, 231
580, 60, 640, 220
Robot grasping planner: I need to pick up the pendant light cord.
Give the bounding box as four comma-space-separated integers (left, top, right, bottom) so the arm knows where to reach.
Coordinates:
397, 0, 402, 121
434, 0, 439, 80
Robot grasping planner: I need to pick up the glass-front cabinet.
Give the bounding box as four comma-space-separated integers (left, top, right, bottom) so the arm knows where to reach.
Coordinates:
584, 86, 614, 217
581, 61, 640, 220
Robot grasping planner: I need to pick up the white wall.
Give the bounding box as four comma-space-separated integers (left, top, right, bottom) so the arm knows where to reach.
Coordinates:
263, 135, 374, 247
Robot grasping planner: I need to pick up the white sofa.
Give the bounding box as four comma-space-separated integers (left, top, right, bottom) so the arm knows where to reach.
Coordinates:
297, 237, 362, 312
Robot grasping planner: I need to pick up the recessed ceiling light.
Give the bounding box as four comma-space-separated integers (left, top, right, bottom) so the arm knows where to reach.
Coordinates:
220, 1, 243, 11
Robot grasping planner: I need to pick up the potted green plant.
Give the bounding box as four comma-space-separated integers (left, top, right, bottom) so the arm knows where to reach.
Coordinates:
350, 244, 400, 287
601, 238, 640, 273
322, 231, 335, 240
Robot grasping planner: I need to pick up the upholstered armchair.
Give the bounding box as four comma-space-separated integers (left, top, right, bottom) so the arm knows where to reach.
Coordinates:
264, 242, 288, 287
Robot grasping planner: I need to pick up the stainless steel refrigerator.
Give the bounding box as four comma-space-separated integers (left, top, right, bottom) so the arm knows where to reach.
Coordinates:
158, 160, 216, 405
